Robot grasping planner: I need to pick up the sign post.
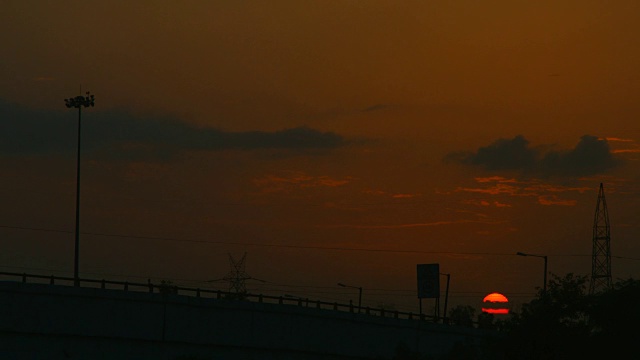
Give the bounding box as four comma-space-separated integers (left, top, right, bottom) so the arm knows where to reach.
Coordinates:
417, 263, 440, 320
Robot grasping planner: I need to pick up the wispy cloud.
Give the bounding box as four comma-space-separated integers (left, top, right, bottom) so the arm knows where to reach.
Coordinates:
612, 149, 640, 154
474, 176, 519, 183
362, 189, 422, 199
392, 193, 419, 199
494, 201, 512, 208
603, 137, 634, 142
523, 184, 591, 193
537, 195, 577, 206
253, 172, 352, 193
457, 177, 591, 207
457, 184, 525, 196
604, 137, 640, 154
323, 219, 506, 229
462, 199, 512, 208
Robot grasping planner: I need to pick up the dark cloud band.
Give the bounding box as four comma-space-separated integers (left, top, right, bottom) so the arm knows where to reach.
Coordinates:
445, 134, 618, 178
0, 99, 346, 160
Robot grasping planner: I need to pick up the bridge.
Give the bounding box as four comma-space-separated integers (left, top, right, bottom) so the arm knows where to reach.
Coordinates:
0, 272, 500, 359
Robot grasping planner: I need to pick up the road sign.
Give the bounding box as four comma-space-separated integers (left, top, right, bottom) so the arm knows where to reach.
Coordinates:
417, 263, 440, 299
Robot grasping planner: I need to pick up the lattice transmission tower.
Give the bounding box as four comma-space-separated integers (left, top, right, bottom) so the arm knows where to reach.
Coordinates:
223, 252, 252, 295
589, 183, 613, 294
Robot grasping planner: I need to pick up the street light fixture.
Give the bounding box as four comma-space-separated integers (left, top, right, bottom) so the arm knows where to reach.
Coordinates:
516, 251, 547, 294
64, 91, 95, 287
440, 273, 451, 323
337, 282, 362, 313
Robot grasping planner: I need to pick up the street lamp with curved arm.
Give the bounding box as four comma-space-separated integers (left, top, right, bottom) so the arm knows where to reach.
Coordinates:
337, 282, 362, 313
517, 252, 548, 294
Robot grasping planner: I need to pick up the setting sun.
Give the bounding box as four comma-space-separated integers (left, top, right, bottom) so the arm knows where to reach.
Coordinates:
482, 292, 509, 315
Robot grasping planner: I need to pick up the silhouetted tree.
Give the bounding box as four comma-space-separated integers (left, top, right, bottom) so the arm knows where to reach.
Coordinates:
491, 273, 590, 359
579, 277, 640, 357
448, 305, 476, 327
476, 312, 495, 330
485, 273, 640, 359
158, 280, 178, 295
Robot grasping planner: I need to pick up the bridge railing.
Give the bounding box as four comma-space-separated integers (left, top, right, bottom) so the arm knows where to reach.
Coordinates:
0, 271, 438, 322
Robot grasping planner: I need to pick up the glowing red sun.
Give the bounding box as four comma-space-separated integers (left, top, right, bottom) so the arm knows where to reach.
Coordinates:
481, 292, 509, 314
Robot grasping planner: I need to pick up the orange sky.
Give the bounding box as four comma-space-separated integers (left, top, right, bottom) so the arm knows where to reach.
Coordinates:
1, 1, 639, 313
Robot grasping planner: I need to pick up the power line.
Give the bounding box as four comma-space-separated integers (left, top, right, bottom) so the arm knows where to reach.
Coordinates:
0, 225, 72, 234
2, 224, 640, 260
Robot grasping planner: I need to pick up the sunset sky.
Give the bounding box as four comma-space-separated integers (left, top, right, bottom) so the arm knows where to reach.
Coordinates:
2, 1, 639, 313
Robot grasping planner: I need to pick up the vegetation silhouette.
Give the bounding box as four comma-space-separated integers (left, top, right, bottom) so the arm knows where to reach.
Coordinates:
156, 273, 639, 359
158, 280, 179, 295
440, 273, 640, 360
448, 304, 477, 327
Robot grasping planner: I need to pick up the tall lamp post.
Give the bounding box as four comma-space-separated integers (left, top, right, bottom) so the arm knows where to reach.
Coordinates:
338, 282, 362, 313
440, 273, 451, 323
516, 252, 547, 294
64, 91, 95, 287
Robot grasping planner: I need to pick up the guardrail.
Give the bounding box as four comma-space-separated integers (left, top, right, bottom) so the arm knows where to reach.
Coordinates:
0, 271, 439, 322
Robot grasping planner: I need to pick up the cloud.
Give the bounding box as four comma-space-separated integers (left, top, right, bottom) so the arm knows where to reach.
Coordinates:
360, 189, 422, 199
462, 199, 512, 208
391, 193, 419, 199
494, 201, 512, 208
604, 137, 634, 142
0, 99, 347, 161
252, 172, 352, 193
537, 195, 577, 206
603, 137, 640, 154
0, 99, 73, 155
612, 149, 640, 154
458, 183, 523, 196
539, 135, 616, 177
474, 176, 518, 183
323, 219, 506, 229
522, 183, 591, 194
456, 177, 594, 207
448, 135, 536, 170
445, 134, 619, 178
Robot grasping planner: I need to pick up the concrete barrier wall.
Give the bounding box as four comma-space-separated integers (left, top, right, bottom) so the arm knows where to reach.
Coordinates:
0, 281, 498, 359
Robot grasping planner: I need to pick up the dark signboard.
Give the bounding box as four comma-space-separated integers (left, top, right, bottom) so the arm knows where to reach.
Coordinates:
417, 263, 440, 299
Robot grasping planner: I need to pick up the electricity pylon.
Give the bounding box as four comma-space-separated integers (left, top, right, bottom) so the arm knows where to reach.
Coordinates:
589, 183, 612, 294
223, 252, 251, 295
